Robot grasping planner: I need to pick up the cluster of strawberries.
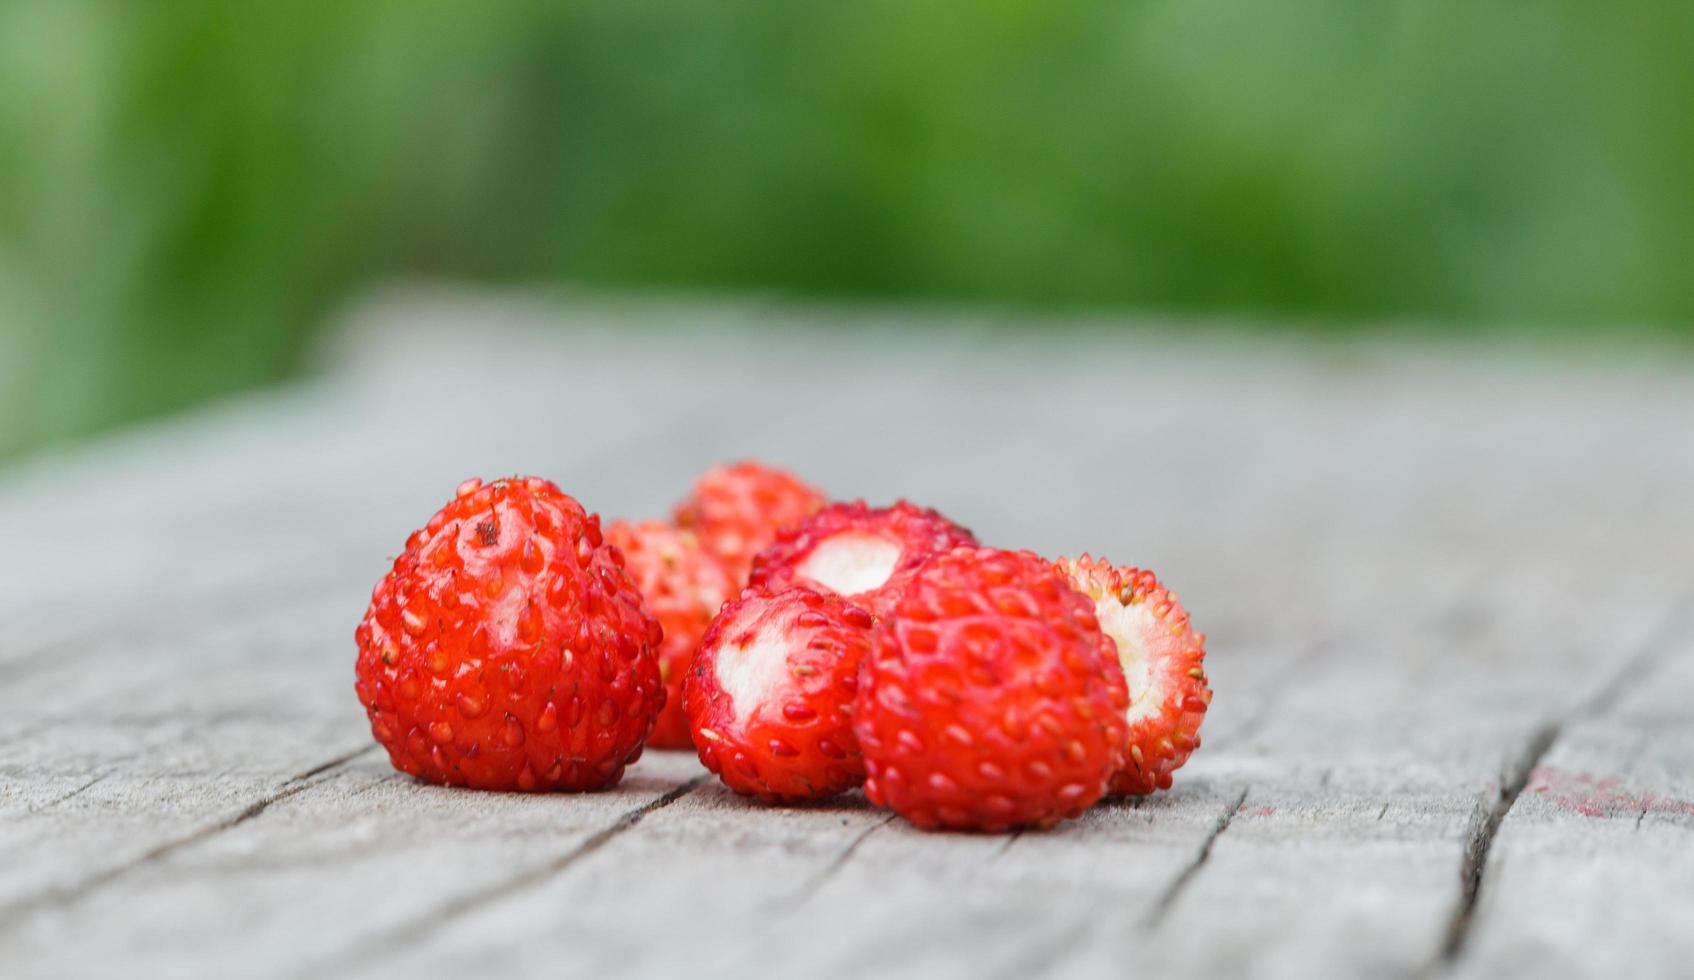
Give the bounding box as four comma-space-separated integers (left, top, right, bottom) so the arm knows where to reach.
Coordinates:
354, 462, 1209, 832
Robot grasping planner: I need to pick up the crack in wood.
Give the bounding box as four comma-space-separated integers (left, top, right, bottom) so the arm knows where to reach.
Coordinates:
1432, 721, 1559, 970
287, 745, 378, 785
348, 772, 408, 800
783, 813, 896, 910
312, 775, 708, 977
1142, 787, 1250, 930
0, 748, 368, 929
1430, 590, 1693, 974
32, 771, 111, 811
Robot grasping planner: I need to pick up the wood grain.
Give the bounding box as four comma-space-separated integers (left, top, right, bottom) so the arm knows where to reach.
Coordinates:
2, 288, 1690, 978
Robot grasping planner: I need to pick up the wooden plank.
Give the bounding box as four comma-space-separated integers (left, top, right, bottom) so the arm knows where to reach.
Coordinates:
275, 454, 1521, 979
0, 297, 800, 943
0, 591, 373, 914
1, 752, 705, 979
1452, 603, 1694, 979
321, 561, 1659, 980
2, 290, 1693, 977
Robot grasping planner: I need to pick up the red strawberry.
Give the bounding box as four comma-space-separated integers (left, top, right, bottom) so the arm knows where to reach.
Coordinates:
855, 548, 1129, 832
1055, 556, 1210, 795
673, 461, 826, 584
748, 500, 977, 617
605, 520, 735, 750
685, 588, 875, 803
354, 477, 664, 791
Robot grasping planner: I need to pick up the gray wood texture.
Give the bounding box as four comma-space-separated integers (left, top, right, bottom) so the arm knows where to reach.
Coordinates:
2, 287, 1690, 979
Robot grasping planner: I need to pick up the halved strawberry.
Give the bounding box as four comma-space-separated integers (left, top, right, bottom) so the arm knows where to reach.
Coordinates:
748, 500, 976, 617
1055, 556, 1210, 795
685, 588, 875, 803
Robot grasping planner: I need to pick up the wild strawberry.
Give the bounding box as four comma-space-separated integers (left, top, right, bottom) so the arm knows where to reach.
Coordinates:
685, 588, 875, 803
1055, 556, 1210, 795
605, 520, 735, 749
748, 500, 977, 617
673, 461, 826, 584
855, 548, 1129, 832
354, 477, 664, 791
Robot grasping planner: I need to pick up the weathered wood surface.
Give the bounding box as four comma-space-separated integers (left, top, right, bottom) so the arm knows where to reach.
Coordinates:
1, 288, 1690, 979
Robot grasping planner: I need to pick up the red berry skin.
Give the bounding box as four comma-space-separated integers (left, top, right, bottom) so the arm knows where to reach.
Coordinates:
673, 461, 826, 585
605, 520, 734, 750
748, 500, 977, 618
686, 588, 875, 803
354, 477, 665, 792
1055, 556, 1210, 795
855, 548, 1129, 832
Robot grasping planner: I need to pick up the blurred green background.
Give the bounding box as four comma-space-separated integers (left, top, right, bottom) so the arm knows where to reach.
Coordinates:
2, 1, 1691, 459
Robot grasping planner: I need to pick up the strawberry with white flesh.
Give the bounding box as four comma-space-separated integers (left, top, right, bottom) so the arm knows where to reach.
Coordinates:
1054, 556, 1211, 795
686, 588, 875, 803
748, 500, 976, 618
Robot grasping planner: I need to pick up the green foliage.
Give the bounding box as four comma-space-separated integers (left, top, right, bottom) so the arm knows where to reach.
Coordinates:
2, 1, 1691, 456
